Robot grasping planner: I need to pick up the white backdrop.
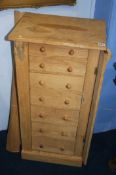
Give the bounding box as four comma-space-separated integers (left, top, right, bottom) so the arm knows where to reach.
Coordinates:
0, 0, 96, 131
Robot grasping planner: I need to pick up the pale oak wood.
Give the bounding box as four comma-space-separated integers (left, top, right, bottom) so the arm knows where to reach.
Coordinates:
14, 42, 31, 150
7, 12, 109, 167
32, 135, 75, 155
29, 55, 87, 77
30, 86, 82, 110
8, 13, 106, 51
83, 49, 112, 165
32, 121, 77, 140
31, 105, 79, 125
29, 43, 89, 59
0, 0, 75, 9
75, 50, 100, 156
6, 11, 25, 152
22, 150, 82, 167
30, 73, 85, 94
6, 77, 20, 152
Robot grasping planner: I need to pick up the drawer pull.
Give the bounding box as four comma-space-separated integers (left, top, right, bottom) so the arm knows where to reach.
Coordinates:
39, 80, 44, 86
64, 99, 70, 105
60, 147, 64, 151
62, 116, 68, 121
39, 128, 43, 133
38, 114, 44, 118
39, 97, 44, 102
39, 144, 44, 148
69, 49, 74, 55
66, 83, 71, 89
61, 131, 67, 137
40, 46, 46, 52
39, 63, 45, 69
67, 67, 72, 72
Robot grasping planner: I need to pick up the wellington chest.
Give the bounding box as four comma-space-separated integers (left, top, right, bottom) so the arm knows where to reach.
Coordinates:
7, 12, 111, 166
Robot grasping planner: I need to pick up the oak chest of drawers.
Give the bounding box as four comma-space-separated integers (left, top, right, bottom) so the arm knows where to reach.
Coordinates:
7, 12, 111, 166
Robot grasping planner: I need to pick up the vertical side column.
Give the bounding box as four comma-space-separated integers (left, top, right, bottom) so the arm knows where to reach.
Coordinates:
6, 11, 25, 152
75, 50, 100, 158
14, 41, 31, 150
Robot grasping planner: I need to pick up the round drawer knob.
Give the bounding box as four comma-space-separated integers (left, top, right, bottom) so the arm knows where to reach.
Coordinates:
69, 49, 74, 55
40, 47, 46, 52
39, 128, 43, 133
39, 97, 44, 102
62, 115, 68, 121
67, 67, 72, 72
60, 147, 64, 151
39, 80, 44, 86
66, 83, 71, 89
39, 63, 45, 69
64, 99, 70, 105
39, 144, 44, 148
61, 131, 67, 137
38, 114, 44, 118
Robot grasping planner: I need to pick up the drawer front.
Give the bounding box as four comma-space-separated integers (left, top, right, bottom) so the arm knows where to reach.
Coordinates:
30, 73, 85, 94
29, 44, 88, 76
31, 105, 79, 125
32, 122, 77, 140
29, 43, 88, 59
32, 135, 75, 155
30, 88, 82, 110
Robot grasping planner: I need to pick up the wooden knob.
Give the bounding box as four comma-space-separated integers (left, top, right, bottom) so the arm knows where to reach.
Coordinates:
67, 67, 72, 72
60, 147, 64, 151
39, 80, 44, 86
39, 128, 43, 133
62, 115, 68, 121
61, 131, 67, 137
66, 83, 71, 89
64, 99, 70, 105
39, 144, 44, 148
39, 97, 44, 102
39, 63, 45, 69
40, 47, 45, 52
69, 49, 74, 55
38, 114, 44, 118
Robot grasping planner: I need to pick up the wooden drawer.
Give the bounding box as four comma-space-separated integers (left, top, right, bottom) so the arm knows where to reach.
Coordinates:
29, 43, 88, 59
32, 135, 75, 155
32, 122, 77, 140
29, 44, 88, 76
31, 105, 79, 125
30, 73, 85, 95
30, 87, 82, 110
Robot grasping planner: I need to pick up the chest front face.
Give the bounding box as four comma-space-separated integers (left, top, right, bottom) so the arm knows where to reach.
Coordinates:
14, 41, 100, 166
8, 13, 108, 167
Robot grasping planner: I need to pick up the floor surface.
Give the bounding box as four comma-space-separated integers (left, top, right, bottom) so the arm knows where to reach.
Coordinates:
0, 130, 116, 175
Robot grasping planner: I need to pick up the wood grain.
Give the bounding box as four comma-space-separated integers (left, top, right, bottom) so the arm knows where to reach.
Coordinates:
75, 50, 100, 157
83, 49, 111, 164
8, 13, 106, 50
7, 12, 109, 167
30, 73, 85, 94
14, 42, 31, 150
0, 0, 76, 9
32, 135, 75, 155
32, 121, 77, 140
6, 76, 20, 152
6, 11, 25, 152
22, 150, 82, 167
31, 105, 79, 125
29, 43, 89, 59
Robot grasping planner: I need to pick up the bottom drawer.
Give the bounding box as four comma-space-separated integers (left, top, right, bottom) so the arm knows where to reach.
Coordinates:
32, 135, 75, 155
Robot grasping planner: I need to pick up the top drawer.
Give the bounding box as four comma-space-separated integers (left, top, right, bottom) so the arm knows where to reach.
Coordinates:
29, 43, 88, 59
29, 43, 88, 76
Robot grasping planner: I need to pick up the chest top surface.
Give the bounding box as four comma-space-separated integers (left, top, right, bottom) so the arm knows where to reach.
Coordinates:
8, 12, 106, 51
